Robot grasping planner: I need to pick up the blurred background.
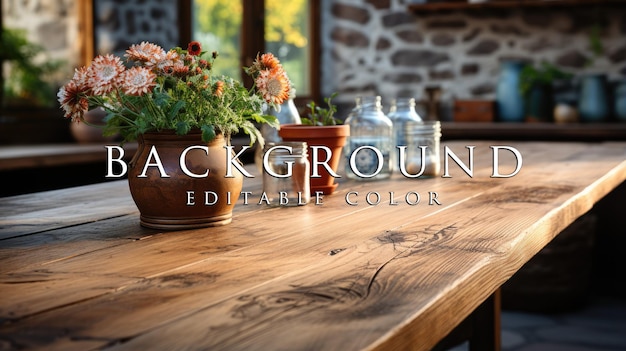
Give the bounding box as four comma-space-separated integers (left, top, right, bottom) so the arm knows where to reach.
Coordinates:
2, 0, 626, 145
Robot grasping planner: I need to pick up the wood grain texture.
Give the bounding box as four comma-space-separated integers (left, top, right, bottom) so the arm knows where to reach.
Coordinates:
0, 141, 624, 351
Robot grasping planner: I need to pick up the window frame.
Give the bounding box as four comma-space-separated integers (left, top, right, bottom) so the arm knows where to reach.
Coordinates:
179, 0, 321, 107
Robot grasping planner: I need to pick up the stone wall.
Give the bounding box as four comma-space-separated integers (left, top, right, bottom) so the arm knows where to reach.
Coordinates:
2, 0, 181, 86
2, 0, 80, 83
94, 0, 179, 57
321, 0, 626, 118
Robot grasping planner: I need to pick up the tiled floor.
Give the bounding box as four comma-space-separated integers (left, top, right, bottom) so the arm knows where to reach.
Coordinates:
448, 296, 626, 351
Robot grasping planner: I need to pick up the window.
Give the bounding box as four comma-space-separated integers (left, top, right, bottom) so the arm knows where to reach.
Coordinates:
265, 0, 311, 97
186, 0, 320, 104
191, 0, 243, 80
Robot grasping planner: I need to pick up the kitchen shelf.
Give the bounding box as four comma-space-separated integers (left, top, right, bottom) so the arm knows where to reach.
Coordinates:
440, 122, 626, 141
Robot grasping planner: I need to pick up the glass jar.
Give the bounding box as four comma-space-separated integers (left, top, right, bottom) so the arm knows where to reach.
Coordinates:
388, 97, 423, 172
344, 96, 393, 180
401, 121, 441, 178
255, 91, 302, 172
262, 142, 310, 206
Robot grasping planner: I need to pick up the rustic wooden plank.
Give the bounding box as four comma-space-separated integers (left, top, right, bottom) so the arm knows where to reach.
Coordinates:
0, 172, 493, 320
0, 164, 340, 274
1, 142, 624, 350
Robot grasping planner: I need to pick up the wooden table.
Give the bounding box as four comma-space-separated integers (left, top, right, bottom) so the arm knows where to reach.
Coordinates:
1, 141, 625, 351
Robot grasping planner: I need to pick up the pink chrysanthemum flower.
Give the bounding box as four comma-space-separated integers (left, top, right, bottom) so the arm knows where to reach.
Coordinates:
119, 67, 157, 96
155, 50, 183, 75
57, 81, 89, 122
125, 41, 165, 63
89, 54, 125, 95
72, 66, 91, 91
255, 68, 290, 105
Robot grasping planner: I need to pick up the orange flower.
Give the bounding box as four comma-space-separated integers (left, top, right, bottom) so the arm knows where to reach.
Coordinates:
259, 53, 280, 70
255, 68, 290, 105
213, 81, 224, 97
173, 64, 190, 76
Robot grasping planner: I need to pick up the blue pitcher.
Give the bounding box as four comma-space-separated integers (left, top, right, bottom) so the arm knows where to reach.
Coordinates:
579, 74, 609, 122
496, 61, 526, 122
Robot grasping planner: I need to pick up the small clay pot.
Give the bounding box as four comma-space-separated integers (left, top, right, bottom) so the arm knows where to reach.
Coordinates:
278, 124, 349, 195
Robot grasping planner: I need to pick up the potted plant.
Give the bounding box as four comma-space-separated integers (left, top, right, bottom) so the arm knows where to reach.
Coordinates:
57, 41, 289, 229
278, 93, 349, 195
519, 62, 572, 122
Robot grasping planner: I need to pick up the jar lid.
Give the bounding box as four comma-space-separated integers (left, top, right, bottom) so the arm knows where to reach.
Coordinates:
264, 141, 308, 156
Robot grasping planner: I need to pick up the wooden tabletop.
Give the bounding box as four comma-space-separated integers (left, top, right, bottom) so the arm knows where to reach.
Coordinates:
1, 141, 625, 351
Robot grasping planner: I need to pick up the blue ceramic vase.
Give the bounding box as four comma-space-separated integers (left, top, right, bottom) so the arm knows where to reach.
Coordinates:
578, 74, 609, 122
496, 61, 526, 122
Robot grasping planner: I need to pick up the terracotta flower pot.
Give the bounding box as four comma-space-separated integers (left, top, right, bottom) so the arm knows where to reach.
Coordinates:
128, 130, 243, 230
278, 124, 349, 195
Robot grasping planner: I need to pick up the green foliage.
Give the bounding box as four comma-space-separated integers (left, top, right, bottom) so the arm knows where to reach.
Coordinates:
589, 24, 604, 58
585, 23, 605, 68
1, 27, 64, 107
193, 0, 242, 79
301, 92, 342, 126
519, 62, 572, 97
265, 0, 308, 48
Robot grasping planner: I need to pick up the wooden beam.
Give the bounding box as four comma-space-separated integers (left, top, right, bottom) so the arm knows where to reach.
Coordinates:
178, 0, 192, 47
77, 0, 94, 66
